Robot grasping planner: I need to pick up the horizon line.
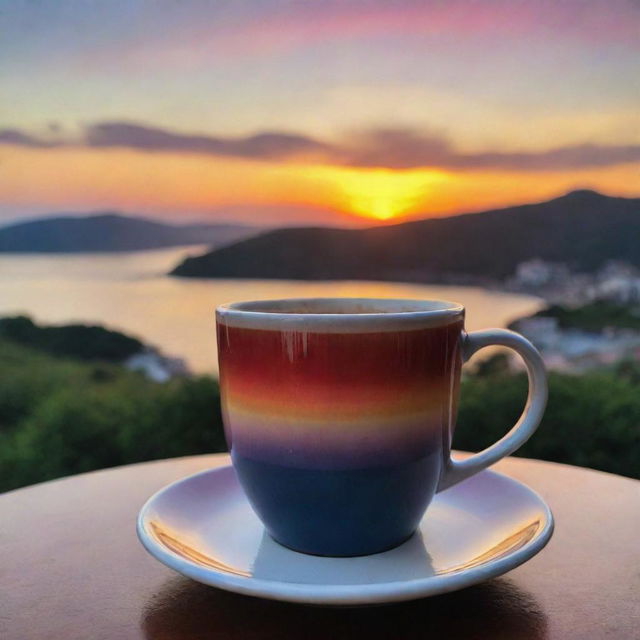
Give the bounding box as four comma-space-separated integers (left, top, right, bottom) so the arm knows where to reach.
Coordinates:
1, 187, 637, 231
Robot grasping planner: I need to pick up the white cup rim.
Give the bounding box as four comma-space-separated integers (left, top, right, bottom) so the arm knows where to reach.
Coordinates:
216, 297, 464, 332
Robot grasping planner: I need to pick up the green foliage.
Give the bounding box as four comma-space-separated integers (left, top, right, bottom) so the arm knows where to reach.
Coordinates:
456, 361, 640, 479
529, 301, 640, 333
0, 339, 226, 492
0, 315, 143, 361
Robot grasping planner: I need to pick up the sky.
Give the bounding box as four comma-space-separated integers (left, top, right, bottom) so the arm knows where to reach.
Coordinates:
0, 0, 639, 226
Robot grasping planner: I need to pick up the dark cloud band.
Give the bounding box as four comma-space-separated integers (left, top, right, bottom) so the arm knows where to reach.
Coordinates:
0, 129, 61, 148
85, 122, 330, 159
1, 122, 638, 171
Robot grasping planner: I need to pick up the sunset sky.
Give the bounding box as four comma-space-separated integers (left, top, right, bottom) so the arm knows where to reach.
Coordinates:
1, 0, 638, 226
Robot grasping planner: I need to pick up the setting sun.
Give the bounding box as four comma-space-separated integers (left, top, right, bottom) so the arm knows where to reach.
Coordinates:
298, 167, 450, 221
337, 168, 447, 220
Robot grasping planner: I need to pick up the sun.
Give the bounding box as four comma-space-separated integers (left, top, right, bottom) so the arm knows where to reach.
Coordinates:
297, 166, 447, 221
342, 169, 429, 220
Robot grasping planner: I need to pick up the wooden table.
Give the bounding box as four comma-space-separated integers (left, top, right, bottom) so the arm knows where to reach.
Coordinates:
1, 454, 638, 639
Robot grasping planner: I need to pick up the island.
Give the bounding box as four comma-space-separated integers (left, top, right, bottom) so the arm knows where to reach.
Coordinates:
0, 212, 258, 253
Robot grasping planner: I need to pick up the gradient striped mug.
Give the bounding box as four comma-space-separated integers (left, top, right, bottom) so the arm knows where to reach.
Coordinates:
216, 298, 547, 557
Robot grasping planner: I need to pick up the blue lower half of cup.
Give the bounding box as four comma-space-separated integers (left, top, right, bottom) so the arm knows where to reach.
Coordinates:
232, 450, 442, 556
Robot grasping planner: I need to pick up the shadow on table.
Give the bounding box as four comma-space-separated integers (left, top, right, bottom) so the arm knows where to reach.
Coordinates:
142, 575, 548, 639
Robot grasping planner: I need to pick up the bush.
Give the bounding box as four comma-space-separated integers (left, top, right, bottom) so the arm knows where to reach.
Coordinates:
0, 339, 227, 492
455, 362, 640, 478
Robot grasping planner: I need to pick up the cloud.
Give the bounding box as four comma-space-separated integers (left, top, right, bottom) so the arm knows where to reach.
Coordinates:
339, 128, 640, 170
1, 121, 639, 172
0, 128, 60, 148
85, 122, 330, 160
339, 128, 453, 168
453, 144, 640, 171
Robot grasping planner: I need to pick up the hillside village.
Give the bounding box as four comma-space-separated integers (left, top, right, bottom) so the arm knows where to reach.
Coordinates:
507, 260, 640, 372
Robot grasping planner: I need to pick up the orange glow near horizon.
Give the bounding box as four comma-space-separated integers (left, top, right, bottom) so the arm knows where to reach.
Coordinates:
0, 145, 639, 226
300, 167, 450, 221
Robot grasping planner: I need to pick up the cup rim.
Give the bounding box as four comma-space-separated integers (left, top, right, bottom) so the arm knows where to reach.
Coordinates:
216, 297, 464, 332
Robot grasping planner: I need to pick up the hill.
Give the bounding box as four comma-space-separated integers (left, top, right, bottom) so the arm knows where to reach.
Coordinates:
170, 191, 640, 282
0, 315, 144, 361
0, 212, 257, 252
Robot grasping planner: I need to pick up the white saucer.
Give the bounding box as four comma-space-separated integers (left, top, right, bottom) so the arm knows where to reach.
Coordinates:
137, 464, 553, 605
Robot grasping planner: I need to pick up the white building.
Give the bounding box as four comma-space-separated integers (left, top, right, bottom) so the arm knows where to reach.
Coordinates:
125, 349, 190, 382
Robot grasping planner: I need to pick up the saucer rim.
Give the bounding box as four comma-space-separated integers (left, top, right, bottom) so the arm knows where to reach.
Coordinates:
137, 464, 554, 605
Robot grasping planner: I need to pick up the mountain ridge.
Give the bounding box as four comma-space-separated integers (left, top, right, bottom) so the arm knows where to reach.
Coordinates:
170, 191, 640, 282
0, 212, 259, 252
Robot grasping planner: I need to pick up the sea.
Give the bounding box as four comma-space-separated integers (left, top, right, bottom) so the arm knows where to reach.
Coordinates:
0, 246, 543, 374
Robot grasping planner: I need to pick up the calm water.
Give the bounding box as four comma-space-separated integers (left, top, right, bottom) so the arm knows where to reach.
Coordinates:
0, 246, 542, 373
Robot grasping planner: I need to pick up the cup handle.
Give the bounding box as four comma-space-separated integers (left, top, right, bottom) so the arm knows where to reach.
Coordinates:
437, 329, 548, 492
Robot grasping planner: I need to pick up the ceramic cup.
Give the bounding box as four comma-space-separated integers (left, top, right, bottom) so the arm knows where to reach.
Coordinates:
216, 298, 547, 557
